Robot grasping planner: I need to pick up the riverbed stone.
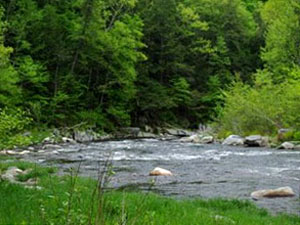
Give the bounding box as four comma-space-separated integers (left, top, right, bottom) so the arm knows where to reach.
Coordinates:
200, 135, 214, 144
42, 144, 61, 150
43, 137, 56, 144
165, 128, 193, 137
73, 130, 98, 142
244, 135, 269, 147
149, 167, 172, 176
144, 125, 154, 133
180, 134, 200, 143
62, 137, 77, 144
222, 135, 244, 146
180, 134, 213, 144
278, 142, 295, 150
251, 187, 295, 199
120, 127, 140, 137
19, 150, 30, 155
137, 131, 157, 138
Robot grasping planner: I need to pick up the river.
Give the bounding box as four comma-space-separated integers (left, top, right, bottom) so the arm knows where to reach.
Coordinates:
22, 139, 300, 215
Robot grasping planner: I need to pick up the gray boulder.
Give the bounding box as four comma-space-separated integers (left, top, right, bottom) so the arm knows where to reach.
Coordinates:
62, 137, 77, 144
245, 135, 269, 147
137, 131, 157, 138
181, 134, 213, 144
165, 128, 193, 137
251, 187, 295, 200
144, 125, 154, 133
43, 144, 61, 150
119, 127, 141, 137
42, 137, 56, 144
278, 142, 295, 150
73, 130, 98, 142
200, 135, 214, 144
222, 135, 244, 146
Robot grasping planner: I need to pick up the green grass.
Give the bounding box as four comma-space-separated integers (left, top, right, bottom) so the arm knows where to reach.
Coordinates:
0, 161, 299, 225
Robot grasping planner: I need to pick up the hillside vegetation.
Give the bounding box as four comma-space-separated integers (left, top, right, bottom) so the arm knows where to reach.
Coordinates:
0, 0, 300, 140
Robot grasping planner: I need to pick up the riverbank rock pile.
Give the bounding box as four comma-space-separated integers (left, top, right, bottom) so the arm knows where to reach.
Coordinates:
149, 167, 173, 176
0, 167, 41, 189
165, 128, 193, 137
180, 134, 214, 144
0, 150, 31, 155
222, 135, 269, 147
251, 187, 295, 200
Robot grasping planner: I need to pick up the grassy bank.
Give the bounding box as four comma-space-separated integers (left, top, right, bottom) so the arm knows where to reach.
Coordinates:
0, 160, 299, 225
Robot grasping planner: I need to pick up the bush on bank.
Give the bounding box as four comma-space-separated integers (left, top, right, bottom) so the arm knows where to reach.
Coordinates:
217, 76, 300, 139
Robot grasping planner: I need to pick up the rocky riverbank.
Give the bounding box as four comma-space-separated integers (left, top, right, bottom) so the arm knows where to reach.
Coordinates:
1, 125, 300, 157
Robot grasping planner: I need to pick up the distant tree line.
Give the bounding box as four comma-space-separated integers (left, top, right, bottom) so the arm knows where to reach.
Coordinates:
0, 0, 299, 135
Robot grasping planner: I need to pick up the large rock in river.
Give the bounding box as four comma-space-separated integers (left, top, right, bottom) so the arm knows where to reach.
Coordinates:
222, 135, 244, 146
244, 135, 269, 147
278, 142, 295, 150
251, 187, 295, 200
149, 167, 172, 176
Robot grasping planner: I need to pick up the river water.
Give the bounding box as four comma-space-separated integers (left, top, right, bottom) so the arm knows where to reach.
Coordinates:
23, 139, 300, 215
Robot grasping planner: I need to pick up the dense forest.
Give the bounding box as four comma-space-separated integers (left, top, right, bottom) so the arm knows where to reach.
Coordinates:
0, 0, 300, 139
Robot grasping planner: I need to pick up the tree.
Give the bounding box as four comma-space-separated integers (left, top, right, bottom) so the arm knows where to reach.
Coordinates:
0, 7, 20, 107
261, 0, 300, 81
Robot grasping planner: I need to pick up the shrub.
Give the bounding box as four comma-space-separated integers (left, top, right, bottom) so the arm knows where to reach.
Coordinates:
0, 108, 32, 149
217, 77, 300, 136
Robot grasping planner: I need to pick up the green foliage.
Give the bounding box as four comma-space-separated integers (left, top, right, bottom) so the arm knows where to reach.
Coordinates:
261, 0, 300, 81
218, 72, 300, 136
0, 0, 298, 132
171, 77, 192, 106
75, 110, 107, 129
0, 7, 20, 107
0, 108, 32, 149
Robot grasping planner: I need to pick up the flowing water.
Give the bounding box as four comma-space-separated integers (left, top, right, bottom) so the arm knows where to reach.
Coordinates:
23, 139, 300, 215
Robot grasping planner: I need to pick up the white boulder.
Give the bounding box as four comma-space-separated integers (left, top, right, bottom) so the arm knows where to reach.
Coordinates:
222, 135, 244, 146
251, 187, 295, 199
149, 167, 172, 176
278, 142, 295, 150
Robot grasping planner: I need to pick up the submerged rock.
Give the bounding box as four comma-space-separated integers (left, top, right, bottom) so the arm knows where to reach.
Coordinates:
149, 167, 172, 176
251, 187, 295, 199
244, 135, 269, 147
222, 135, 244, 146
